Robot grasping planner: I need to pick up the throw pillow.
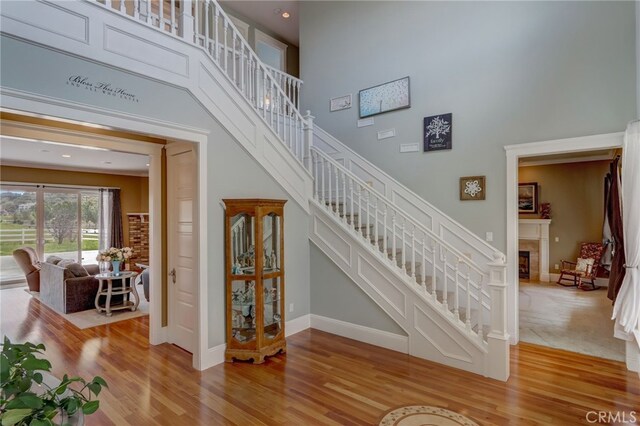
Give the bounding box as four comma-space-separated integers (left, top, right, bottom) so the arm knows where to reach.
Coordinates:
575, 258, 594, 273
66, 263, 89, 278
45, 255, 63, 265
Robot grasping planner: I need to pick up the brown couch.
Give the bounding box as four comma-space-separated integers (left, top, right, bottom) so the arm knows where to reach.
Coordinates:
12, 247, 40, 292
40, 257, 114, 314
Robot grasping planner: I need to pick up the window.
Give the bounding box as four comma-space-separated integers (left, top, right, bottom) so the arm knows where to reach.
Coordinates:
255, 29, 287, 71
0, 185, 100, 285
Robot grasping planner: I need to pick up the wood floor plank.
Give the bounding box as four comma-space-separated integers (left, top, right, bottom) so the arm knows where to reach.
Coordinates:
1, 287, 638, 425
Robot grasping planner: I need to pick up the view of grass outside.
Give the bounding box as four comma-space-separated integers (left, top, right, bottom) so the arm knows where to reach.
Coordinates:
0, 189, 101, 283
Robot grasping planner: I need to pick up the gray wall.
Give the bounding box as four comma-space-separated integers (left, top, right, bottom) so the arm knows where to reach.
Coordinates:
0, 35, 310, 348
300, 1, 636, 253
310, 244, 405, 334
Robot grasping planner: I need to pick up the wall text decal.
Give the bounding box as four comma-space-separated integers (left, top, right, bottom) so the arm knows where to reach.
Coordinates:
66, 75, 139, 103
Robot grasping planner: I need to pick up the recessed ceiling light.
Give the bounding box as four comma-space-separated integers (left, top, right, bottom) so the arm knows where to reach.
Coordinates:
146, 163, 150, 167
282, 11, 290, 18
62, 154, 71, 158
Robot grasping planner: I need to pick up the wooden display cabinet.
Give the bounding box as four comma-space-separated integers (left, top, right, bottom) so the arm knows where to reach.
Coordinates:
223, 199, 287, 363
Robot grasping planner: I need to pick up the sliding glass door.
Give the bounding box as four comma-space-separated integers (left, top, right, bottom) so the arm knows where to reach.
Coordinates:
0, 187, 38, 283
0, 184, 101, 285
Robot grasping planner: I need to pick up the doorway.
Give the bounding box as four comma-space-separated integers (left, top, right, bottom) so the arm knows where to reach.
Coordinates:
505, 132, 624, 357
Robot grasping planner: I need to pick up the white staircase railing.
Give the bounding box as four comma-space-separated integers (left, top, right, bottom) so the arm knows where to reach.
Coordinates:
97, 0, 310, 166
311, 146, 494, 342
264, 64, 302, 111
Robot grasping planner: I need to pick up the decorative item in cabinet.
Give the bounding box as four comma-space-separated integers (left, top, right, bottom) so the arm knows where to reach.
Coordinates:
127, 213, 149, 266
223, 199, 286, 364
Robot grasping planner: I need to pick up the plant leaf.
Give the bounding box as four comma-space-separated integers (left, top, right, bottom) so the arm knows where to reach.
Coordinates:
28, 419, 51, 426
32, 373, 43, 385
0, 408, 33, 426
92, 376, 108, 388
87, 383, 101, 396
21, 358, 51, 372
81, 400, 99, 415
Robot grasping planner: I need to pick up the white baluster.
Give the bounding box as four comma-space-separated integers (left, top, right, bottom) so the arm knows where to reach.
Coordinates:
411, 227, 416, 279
342, 168, 347, 221
334, 167, 340, 215
270, 80, 275, 127
349, 180, 354, 228
401, 220, 406, 274
382, 205, 387, 256
477, 283, 484, 340
240, 43, 245, 94
232, 34, 237, 85
327, 162, 333, 212
262, 71, 267, 119
431, 243, 437, 298
192, 0, 199, 44
365, 191, 371, 242
357, 188, 362, 235
454, 260, 460, 317
158, 0, 163, 29
373, 198, 379, 251
320, 156, 326, 205
134, 0, 140, 19
391, 211, 397, 263
223, 20, 228, 72
421, 238, 427, 292
145, 0, 151, 24
442, 249, 449, 311
119, 0, 126, 14
170, 0, 176, 34
465, 272, 472, 330
214, 5, 219, 60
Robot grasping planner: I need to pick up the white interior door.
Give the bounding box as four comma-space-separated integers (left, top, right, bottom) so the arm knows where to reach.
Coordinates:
167, 143, 197, 353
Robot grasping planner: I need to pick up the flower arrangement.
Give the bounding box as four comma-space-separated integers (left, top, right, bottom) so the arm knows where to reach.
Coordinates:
96, 247, 133, 262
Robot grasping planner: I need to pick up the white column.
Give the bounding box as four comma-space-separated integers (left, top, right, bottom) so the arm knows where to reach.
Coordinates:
539, 221, 550, 282
179, 0, 195, 42
303, 110, 314, 170
486, 252, 510, 381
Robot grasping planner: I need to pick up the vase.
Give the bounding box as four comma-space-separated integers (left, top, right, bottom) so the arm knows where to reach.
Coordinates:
99, 261, 110, 274
112, 260, 121, 275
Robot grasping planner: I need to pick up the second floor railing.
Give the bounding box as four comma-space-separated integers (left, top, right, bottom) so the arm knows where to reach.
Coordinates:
96, 0, 310, 166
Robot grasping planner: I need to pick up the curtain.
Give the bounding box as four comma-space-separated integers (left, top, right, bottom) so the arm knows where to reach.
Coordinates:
607, 157, 625, 301
601, 174, 613, 271
98, 189, 124, 249
612, 120, 640, 342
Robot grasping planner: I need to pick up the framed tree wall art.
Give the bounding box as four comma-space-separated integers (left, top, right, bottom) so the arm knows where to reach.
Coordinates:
518, 183, 538, 214
424, 113, 452, 151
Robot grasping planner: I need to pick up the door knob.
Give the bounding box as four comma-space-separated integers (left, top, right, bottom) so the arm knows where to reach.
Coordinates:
169, 268, 176, 284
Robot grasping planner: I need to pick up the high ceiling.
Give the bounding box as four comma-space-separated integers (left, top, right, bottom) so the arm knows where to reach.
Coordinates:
221, 1, 299, 46
0, 136, 149, 176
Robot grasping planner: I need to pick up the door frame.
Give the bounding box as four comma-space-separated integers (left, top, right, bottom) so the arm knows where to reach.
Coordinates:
166, 142, 198, 353
1, 93, 209, 370
504, 132, 623, 344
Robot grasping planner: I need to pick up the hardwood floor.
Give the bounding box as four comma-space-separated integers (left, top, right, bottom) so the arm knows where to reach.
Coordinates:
1, 287, 638, 425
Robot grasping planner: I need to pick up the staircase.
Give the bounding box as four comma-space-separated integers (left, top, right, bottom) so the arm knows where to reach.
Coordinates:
0, 0, 509, 380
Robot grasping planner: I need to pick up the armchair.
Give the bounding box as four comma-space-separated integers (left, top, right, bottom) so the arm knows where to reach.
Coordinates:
557, 242, 605, 291
12, 247, 40, 292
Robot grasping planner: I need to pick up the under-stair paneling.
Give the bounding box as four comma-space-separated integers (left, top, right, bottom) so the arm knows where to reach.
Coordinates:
310, 245, 405, 335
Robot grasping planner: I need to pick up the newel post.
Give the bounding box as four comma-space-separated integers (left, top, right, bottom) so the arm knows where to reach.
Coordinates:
486, 251, 510, 381
179, 0, 195, 42
303, 110, 314, 171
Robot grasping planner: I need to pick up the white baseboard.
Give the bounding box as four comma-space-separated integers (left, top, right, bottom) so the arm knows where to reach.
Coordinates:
310, 314, 408, 353
199, 314, 312, 370
286, 314, 311, 337
548, 273, 609, 287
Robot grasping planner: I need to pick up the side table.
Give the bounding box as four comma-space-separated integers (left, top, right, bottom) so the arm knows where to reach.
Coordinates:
94, 272, 139, 316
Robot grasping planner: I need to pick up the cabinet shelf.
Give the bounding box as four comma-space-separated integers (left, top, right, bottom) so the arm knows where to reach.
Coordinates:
224, 199, 287, 364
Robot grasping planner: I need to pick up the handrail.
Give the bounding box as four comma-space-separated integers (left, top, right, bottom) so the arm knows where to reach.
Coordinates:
263, 64, 303, 110
263, 64, 303, 85
313, 125, 500, 262
311, 146, 485, 278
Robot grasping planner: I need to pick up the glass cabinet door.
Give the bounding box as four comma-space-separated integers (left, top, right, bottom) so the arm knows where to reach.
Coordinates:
230, 213, 256, 276
263, 277, 282, 340
262, 212, 281, 274
231, 279, 257, 344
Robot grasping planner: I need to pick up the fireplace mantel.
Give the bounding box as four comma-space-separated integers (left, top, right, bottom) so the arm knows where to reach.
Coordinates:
518, 219, 551, 282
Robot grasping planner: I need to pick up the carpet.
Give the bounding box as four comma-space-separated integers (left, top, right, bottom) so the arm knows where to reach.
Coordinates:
379, 406, 479, 426
26, 289, 149, 330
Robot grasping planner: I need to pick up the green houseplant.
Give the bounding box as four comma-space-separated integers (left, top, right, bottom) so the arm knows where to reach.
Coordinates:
0, 338, 107, 426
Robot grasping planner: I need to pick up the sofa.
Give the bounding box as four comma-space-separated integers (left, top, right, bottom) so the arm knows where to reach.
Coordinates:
12, 247, 40, 292
40, 256, 121, 314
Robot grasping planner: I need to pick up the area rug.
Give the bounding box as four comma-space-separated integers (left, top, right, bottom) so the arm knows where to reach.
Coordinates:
379, 406, 479, 426
26, 289, 149, 329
